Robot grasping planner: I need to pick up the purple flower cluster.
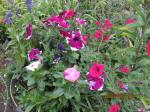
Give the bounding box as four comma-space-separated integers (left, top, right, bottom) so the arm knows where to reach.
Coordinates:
26, 0, 32, 12
2, 11, 12, 24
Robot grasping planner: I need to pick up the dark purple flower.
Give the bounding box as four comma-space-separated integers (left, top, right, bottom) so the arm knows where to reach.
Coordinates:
57, 43, 66, 52
53, 54, 61, 64
26, 0, 32, 12
25, 24, 32, 40
28, 48, 42, 61
16, 8, 19, 16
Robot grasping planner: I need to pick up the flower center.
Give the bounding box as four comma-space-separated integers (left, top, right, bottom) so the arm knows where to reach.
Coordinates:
73, 36, 80, 41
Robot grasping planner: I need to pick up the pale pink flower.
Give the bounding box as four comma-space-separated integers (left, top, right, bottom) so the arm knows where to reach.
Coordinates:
64, 67, 80, 82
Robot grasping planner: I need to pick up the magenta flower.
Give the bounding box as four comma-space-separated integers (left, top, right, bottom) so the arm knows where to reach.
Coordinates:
145, 40, 150, 57
119, 65, 129, 73
116, 80, 128, 92
89, 63, 104, 78
27, 48, 42, 61
108, 104, 120, 112
94, 21, 103, 27
86, 73, 104, 91
43, 16, 70, 28
25, 24, 32, 40
124, 19, 136, 25
103, 35, 110, 43
94, 30, 104, 39
59, 30, 72, 38
103, 19, 112, 31
58, 20, 70, 28
63, 67, 80, 83
82, 35, 88, 45
74, 18, 86, 25
59, 9, 75, 19
66, 30, 85, 51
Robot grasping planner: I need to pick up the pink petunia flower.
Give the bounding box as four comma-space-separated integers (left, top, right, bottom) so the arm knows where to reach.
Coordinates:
103, 19, 112, 31
86, 73, 104, 91
27, 48, 42, 61
145, 40, 150, 57
108, 104, 120, 112
63, 67, 80, 82
25, 24, 32, 40
66, 30, 85, 51
89, 63, 104, 78
94, 30, 104, 39
119, 65, 129, 73
124, 19, 136, 25
74, 18, 86, 25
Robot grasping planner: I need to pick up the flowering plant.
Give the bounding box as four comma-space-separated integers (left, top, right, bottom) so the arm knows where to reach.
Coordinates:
2, 0, 150, 112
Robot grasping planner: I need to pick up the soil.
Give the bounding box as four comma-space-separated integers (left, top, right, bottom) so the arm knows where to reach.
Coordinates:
0, 58, 16, 112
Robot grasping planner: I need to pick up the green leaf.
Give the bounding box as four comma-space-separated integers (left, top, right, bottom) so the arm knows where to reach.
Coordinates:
25, 105, 35, 112
49, 88, 64, 99
64, 86, 75, 99
146, 11, 150, 21
37, 80, 45, 91
27, 77, 35, 86
144, 28, 150, 37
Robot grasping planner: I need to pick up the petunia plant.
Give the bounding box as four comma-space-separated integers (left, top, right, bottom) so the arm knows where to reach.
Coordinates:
2, 0, 150, 112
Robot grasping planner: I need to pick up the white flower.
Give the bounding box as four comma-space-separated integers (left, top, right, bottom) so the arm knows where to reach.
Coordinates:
25, 60, 42, 71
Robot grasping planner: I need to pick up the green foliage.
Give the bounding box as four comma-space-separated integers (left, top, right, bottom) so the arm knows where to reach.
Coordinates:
1, 0, 150, 112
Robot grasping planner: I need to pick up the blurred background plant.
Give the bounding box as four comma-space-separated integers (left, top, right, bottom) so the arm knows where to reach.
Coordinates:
0, 0, 150, 112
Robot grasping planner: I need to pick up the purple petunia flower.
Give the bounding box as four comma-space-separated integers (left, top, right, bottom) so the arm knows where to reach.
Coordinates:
26, 0, 32, 12
53, 54, 61, 64
25, 24, 32, 40
66, 30, 85, 51
57, 43, 66, 52
86, 72, 104, 91
27, 48, 42, 61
